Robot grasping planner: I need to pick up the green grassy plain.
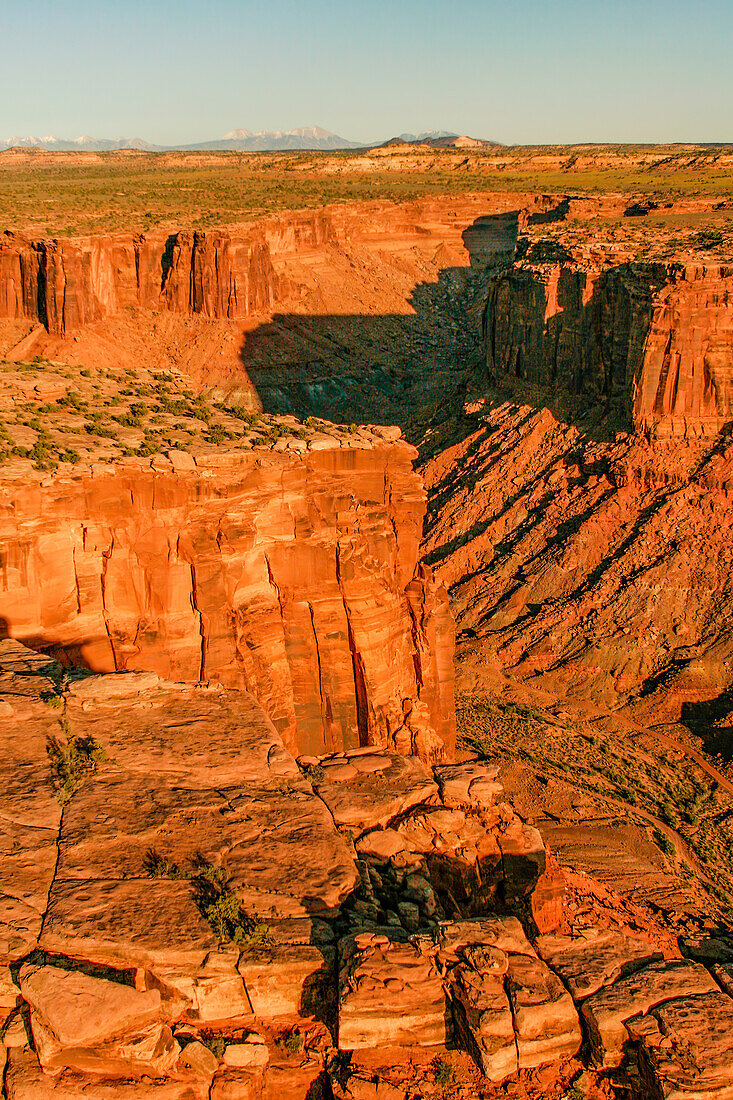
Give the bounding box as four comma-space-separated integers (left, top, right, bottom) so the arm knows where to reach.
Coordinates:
3, 145, 733, 237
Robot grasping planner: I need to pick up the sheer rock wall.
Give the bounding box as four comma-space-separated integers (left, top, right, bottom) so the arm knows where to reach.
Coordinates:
0, 438, 455, 758
482, 257, 733, 434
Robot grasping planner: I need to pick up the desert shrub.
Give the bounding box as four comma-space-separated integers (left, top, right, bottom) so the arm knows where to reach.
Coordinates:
298, 762, 325, 783
113, 412, 143, 428
200, 1034, 226, 1059
137, 433, 164, 456
56, 391, 87, 411
653, 829, 677, 860
29, 438, 59, 471
148, 853, 275, 949
47, 734, 106, 803
84, 421, 118, 440
277, 1029, 303, 1054
432, 1056, 455, 1085
143, 849, 188, 879
205, 424, 233, 444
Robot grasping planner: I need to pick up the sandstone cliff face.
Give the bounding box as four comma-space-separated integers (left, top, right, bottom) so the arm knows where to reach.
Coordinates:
0, 197, 513, 336
0, 229, 278, 333
482, 256, 733, 433
0, 438, 454, 758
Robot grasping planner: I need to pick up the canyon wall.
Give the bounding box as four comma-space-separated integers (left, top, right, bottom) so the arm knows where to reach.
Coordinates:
0, 436, 455, 758
0, 197, 523, 336
0, 229, 279, 332
482, 256, 733, 433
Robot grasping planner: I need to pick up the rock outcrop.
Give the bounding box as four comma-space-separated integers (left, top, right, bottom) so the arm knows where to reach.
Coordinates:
0, 196, 515, 336
4, 642, 733, 1098
0, 643, 566, 1098
482, 254, 733, 433
0, 434, 454, 758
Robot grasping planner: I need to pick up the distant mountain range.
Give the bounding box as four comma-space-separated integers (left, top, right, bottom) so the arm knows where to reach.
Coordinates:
0, 127, 361, 153
0, 127, 499, 153
0, 135, 161, 152
182, 126, 363, 151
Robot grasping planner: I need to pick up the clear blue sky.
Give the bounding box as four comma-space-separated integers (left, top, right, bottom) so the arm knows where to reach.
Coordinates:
2, 0, 730, 144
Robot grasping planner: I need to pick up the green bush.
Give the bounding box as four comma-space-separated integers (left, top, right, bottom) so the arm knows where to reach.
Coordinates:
47, 734, 106, 803
143, 849, 188, 879
432, 1056, 455, 1085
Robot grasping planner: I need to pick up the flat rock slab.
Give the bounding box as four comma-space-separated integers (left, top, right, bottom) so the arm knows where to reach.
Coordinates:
630, 991, 733, 1100
581, 959, 719, 1067
33, 678, 358, 969
311, 752, 439, 831
536, 927, 663, 1000
338, 932, 446, 1049
40, 878, 218, 970
19, 964, 161, 1051
4, 1047, 207, 1099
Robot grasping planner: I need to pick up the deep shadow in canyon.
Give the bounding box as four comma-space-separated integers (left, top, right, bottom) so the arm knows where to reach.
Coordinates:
235, 251, 661, 442
237, 266, 486, 433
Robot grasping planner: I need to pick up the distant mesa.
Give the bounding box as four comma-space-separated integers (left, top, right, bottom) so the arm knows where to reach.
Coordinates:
380, 131, 501, 149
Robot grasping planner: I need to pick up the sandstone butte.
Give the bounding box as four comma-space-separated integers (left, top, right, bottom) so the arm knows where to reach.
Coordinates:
1, 190, 733, 1098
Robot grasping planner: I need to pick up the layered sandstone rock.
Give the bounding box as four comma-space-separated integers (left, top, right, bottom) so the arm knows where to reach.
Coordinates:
630, 992, 733, 1099
338, 932, 447, 1049
0, 196, 506, 336
580, 959, 718, 1067
441, 917, 581, 1080
0, 435, 454, 758
482, 254, 733, 433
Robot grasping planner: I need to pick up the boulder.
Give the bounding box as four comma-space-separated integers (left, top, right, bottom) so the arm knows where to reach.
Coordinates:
434, 761, 503, 809
629, 991, 733, 1100
238, 944, 334, 1019
506, 953, 582, 1069
448, 957, 517, 1082
19, 964, 161, 1052
581, 959, 719, 1067
312, 754, 439, 832
338, 933, 446, 1049
536, 927, 663, 999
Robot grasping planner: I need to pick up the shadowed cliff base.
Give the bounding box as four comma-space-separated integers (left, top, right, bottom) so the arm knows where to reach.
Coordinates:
682, 690, 733, 759
236, 265, 486, 430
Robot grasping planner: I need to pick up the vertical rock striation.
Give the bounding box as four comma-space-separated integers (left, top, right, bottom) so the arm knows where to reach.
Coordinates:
482, 255, 733, 434
0, 435, 455, 758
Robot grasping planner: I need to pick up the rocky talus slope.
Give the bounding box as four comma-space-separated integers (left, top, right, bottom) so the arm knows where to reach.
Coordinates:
3, 642, 732, 1099
423, 401, 733, 718
0, 424, 453, 759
